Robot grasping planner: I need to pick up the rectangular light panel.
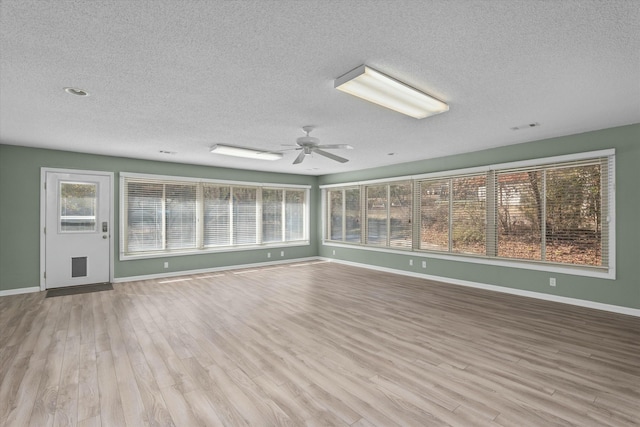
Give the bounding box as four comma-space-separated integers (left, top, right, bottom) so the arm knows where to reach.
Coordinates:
335, 65, 448, 119
210, 144, 282, 161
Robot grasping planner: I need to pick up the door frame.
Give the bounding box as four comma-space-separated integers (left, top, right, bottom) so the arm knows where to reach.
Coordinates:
40, 167, 115, 291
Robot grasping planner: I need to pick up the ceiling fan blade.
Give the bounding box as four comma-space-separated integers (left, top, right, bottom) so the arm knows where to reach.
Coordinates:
316, 144, 354, 150
293, 150, 306, 164
314, 149, 349, 163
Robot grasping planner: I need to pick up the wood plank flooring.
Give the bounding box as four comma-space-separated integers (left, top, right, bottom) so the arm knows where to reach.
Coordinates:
1, 261, 639, 426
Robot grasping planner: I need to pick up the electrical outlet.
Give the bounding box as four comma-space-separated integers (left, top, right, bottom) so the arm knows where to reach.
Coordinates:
422, 260, 427, 268
267, 252, 271, 258
550, 277, 556, 287
164, 262, 169, 269
332, 249, 336, 255
409, 259, 413, 266
280, 251, 284, 257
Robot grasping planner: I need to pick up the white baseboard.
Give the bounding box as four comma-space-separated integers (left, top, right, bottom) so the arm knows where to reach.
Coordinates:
113, 257, 321, 283
320, 258, 640, 318
6, 258, 637, 318
0, 286, 41, 297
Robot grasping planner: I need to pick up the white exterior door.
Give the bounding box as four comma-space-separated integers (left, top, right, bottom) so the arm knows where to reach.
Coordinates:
44, 171, 112, 288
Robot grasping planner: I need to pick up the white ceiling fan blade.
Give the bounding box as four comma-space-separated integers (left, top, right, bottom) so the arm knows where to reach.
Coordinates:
316, 144, 354, 150
293, 150, 306, 164
314, 149, 349, 163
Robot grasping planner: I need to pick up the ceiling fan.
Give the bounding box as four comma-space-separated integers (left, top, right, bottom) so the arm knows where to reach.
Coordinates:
287, 126, 353, 164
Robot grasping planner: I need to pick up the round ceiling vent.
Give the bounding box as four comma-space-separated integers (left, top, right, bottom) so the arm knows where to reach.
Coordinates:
64, 87, 89, 96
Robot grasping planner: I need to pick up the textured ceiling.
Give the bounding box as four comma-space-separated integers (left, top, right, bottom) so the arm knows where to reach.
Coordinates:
1, 0, 639, 175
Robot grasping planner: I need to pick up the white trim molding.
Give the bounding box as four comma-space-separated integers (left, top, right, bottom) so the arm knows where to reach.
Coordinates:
0, 287, 41, 297
320, 258, 640, 318
40, 168, 115, 291
113, 257, 320, 283
120, 171, 312, 189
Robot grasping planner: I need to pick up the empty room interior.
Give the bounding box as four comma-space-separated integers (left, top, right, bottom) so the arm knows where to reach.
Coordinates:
1, 1, 639, 426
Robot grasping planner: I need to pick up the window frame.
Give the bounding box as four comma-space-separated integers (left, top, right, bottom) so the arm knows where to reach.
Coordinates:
120, 173, 310, 260
321, 149, 616, 280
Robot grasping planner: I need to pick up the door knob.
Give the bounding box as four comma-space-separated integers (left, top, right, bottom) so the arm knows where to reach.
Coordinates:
103, 235, 108, 239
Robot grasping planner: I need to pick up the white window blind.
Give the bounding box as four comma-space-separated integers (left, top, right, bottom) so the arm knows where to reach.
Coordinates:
263, 189, 283, 243
121, 174, 309, 257
285, 190, 305, 241
326, 187, 361, 243
490, 158, 608, 266
165, 184, 197, 250
125, 181, 164, 253
418, 179, 450, 251
203, 185, 230, 247
344, 188, 361, 243
451, 175, 486, 255
389, 182, 412, 248
322, 150, 613, 274
366, 185, 388, 246
495, 169, 543, 260
328, 190, 343, 240
232, 187, 257, 245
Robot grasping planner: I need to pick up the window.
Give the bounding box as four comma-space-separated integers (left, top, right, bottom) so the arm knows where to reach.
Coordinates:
344, 188, 361, 242
121, 174, 309, 258
451, 175, 486, 255
389, 182, 412, 248
233, 187, 257, 245
418, 174, 489, 255
262, 188, 306, 243
329, 190, 343, 240
59, 182, 97, 232
490, 161, 607, 266
326, 187, 361, 243
285, 190, 306, 241
125, 180, 199, 252
126, 181, 163, 252
366, 185, 388, 245
327, 181, 416, 250
262, 189, 283, 243
165, 184, 197, 249
203, 185, 231, 246
418, 179, 449, 251
322, 150, 614, 276
496, 170, 543, 260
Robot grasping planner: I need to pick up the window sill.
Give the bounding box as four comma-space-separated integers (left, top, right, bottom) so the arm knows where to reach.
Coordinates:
121, 241, 310, 261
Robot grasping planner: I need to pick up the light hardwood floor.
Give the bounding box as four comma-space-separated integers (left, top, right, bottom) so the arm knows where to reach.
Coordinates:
1, 261, 639, 426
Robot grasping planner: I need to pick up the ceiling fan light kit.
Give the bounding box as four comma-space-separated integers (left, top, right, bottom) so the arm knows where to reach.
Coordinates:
334, 65, 448, 119
210, 144, 282, 160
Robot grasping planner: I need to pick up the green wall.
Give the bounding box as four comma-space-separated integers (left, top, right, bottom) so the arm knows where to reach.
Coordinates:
1, 124, 638, 310
0, 145, 318, 291
318, 124, 640, 309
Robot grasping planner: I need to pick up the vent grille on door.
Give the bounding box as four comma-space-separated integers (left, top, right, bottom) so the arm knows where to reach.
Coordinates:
71, 257, 88, 277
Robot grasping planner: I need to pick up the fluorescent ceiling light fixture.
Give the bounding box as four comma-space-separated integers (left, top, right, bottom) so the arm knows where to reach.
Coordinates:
334, 65, 448, 119
210, 144, 282, 160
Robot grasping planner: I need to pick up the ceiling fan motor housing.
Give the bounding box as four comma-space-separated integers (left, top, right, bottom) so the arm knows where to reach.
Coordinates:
296, 136, 320, 146
291, 126, 350, 164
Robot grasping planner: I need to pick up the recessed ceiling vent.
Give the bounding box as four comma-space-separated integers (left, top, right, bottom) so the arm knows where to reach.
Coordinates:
510, 122, 540, 131
64, 87, 89, 96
